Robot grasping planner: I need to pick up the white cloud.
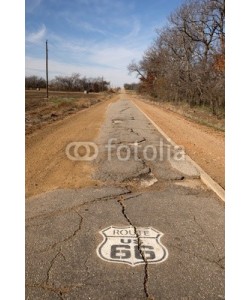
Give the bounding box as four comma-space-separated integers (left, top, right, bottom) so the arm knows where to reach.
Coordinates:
76, 0, 126, 14
77, 21, 107, 35
61, 12, 109, 36
87, 45, 142, 68
123, 17, 141, 41
31, 28, 144, 67
26, 24, 46, 44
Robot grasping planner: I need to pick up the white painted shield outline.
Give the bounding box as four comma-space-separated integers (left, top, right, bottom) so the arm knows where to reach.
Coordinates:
96, 226, 168, 266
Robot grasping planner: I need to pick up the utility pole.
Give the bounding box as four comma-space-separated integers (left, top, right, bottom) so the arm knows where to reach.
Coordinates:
46, 40, 49, 98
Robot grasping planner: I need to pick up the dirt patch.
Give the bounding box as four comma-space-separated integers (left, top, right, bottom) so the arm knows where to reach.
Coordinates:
25, 90, 114, 134
132, 96, 225, 189
26, 94, 119, 199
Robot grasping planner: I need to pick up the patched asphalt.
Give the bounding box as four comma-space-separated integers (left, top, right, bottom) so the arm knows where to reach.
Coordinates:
26, 98, 224, 299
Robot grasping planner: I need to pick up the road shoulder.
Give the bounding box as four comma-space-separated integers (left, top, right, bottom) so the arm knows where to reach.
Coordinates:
132, 97, 225, 189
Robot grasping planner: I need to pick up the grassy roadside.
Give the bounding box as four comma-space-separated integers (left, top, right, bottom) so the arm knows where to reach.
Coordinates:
163, 102, 225, 132
127, 91, 225, 132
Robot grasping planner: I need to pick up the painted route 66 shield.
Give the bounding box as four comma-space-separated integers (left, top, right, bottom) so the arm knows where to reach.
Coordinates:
97, 226, 168, 266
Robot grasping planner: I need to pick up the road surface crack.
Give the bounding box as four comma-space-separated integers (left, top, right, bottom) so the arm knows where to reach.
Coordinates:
168, 244, 224, 270
123, 193, 142, 201
40, 248, 67, 299
46, 248, 65, 285
26, 283, 65, 300
29, 191, 133, 254
36, 210, 83, 253
120, 107, 130, 113
117, 196, 154, 300
26, 281, 88, 299
130, 128, 140, 136
27, 190, 132, 221
38, 248, 95, 297
193, 216, 223, 263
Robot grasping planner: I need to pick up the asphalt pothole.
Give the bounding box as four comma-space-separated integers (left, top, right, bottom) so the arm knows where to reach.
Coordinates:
130, 172, 158, 188
140, 173, 158, 187
112, 119, 123, 124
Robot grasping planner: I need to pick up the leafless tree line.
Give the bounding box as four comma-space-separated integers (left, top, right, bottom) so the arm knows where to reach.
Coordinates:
128, 0, 225, 115
25, 76, 46, 89
26, 73, 110, 93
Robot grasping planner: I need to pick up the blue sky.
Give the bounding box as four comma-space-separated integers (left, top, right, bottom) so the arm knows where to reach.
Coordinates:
25, 0, 184, 87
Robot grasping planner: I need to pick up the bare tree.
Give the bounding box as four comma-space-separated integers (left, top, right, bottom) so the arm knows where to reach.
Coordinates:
128, 60, 146, 81
128, 0, 225, 115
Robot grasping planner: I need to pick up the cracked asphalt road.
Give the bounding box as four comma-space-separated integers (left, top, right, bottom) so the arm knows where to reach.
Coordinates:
26, 97, 224, 299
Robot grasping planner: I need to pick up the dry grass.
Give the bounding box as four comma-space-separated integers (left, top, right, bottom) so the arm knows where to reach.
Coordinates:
130, 91, 225, 132
25, 90, 113, 134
